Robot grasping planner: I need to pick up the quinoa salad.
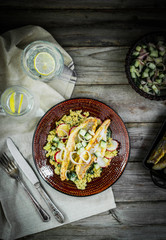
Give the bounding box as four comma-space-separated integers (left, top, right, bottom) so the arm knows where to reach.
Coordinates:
43, 110, 119, 190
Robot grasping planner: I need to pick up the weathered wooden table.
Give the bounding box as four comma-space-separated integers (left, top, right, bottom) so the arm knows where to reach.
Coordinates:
0, 1, 166, 239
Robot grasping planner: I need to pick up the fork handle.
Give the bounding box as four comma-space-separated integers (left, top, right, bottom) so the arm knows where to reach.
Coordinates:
17, 177, 50, 222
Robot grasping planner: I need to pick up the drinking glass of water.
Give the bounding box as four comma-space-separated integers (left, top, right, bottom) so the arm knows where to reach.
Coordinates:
0, 86, 34, 118
21, 41, 64, 82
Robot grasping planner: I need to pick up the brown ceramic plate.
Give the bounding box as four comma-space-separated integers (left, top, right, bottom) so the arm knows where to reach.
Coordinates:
32, 98, 130, 197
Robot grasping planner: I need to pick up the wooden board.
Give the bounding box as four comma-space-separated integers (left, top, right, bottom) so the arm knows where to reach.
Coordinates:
73, 85, 166, 122
1, 0, 166, 9
0, 9, 166, 46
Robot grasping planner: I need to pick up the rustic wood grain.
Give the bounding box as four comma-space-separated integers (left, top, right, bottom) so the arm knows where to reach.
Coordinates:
0, 9, 166, 46
72, 85, 166, 123
113, 162, 166, 202
20, 231, 166, 240
1, 0, 166, 10
123, 122, 163, 161
68, 47, 128, 84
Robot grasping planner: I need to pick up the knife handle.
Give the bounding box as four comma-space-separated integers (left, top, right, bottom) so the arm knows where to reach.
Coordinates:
17, 177, 50, 222
35, 183, 65, 223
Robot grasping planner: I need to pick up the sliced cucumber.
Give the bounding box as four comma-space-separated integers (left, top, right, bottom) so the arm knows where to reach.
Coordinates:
67, 171, 77, 181
82, 141, 88, 147
134, 60, 140, 67
51, 146, 57, 151
88, 130, 95, 136
142, 71, 149, 78
100, 140, 107, 148
52, 142, 58, 147
107, 128, 112, 140
156, 79, 162, 84
152, 85, 159, 95
77, 147, 85, 155
131, 71, 136, 79
43, 143, 52, 151
149, 71, 155, 77
57, 142, 65, 150
75, 142, 83, 150
53, 136, 59, 143
159, 73, 165, 79
148, 62, 156, 70
136, 46, 141, 52
84, 132, 92, 141
94, 151, 101, 158
150, 50, 158, 58
79, 129, 87, 136
144, 68, 150, 73
159, 50, 165, 56
94, 163, 100, 169
132, 51, 139, 57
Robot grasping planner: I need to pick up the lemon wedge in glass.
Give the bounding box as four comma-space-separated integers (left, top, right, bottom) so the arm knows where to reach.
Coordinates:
18, 93, 24, 114
9, 92, 15, 113
34, 52, 55, 76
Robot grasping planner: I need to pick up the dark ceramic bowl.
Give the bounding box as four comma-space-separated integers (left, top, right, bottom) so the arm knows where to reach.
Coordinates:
125, 32, 166, 101
32, 98, 130, 197
143, 119, 166, 188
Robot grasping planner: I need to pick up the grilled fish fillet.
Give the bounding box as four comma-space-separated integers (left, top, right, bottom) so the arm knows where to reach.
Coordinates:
60, 117, 98, 181
76, 119, 110, 179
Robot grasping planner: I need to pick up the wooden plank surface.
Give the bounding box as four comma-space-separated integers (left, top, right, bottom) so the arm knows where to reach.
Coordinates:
73, 85, 166, 122
0, 9, 166, 46
1, 1, 166, 240
68, 47, 128, 84
1, 0, 166, 9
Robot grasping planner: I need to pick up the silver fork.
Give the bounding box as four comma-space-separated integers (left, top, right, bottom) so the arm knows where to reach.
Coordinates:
0, 153, 50, 222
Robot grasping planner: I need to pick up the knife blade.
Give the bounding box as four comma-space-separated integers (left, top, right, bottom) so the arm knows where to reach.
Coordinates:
7, 137, 65, 223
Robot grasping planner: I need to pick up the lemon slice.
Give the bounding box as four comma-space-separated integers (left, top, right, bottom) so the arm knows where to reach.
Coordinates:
18, 93, 24, 114
34, 52, 55, 76
9, 92, 15, 113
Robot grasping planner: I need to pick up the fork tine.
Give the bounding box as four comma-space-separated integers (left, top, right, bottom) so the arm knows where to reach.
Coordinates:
2, 153, 11, 165
0, 153, 15, 172
3, 153, 12, 164
0, 154, 9, 172
4, 153, 17, 169
3, 152, 11, 161
10, 160, 17, 169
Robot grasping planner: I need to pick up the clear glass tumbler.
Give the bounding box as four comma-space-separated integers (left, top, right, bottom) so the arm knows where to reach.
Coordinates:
21, 41, 64, 82
0, 85, 34, 118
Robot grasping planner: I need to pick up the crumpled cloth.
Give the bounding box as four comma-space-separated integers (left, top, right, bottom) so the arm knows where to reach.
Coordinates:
0, 25, 116, 240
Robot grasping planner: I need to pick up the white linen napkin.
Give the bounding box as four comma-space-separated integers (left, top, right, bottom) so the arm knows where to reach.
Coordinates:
0, 25, 116, 240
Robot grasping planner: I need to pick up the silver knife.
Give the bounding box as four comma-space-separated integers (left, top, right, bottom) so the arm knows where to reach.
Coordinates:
7, 137, 65, 223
